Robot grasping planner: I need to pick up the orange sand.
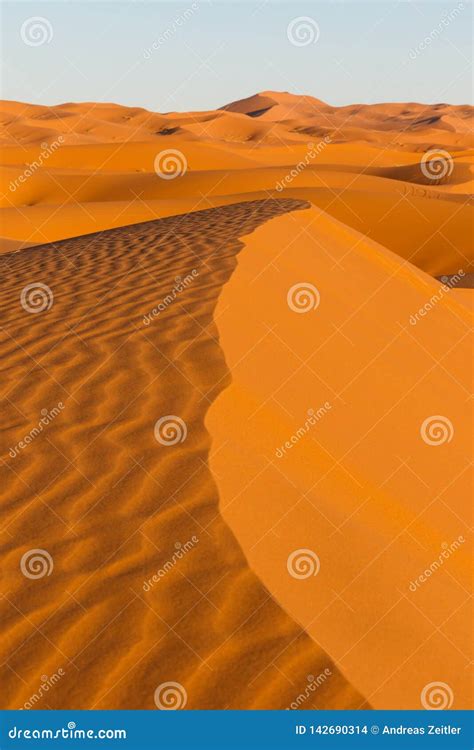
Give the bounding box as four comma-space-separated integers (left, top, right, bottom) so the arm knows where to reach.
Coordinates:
1, 92, 473, 276
207, 206, 473, 709
0, 91, 472, 711
0, 200, 368, 709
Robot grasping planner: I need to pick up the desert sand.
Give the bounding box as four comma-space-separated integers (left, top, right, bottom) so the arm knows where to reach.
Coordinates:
1, 92, 473, 276
207, 205, 472, 710
1, 200, 369, 709
0, 92, 472, 710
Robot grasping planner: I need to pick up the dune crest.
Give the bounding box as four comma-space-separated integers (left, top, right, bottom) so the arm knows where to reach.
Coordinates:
1, 92, 472, 279
207, 205, 472, 709
0, 199, 369, 710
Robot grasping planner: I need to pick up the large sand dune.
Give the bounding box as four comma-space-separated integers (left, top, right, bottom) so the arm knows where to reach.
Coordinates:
1, 92, 472, 277
207, 206, 472, 710
0, 200, 368, 709
0, 91, 472, 711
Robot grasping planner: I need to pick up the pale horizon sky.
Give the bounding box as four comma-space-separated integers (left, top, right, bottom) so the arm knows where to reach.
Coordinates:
1, 0, 472, 112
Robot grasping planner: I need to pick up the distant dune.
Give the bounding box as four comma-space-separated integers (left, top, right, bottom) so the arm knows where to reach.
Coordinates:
1, 92, 472, 276
2, 91, 472, 146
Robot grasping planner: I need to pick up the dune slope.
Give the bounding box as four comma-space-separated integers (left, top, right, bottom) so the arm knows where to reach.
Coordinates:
0, 199, 368, 710
1, 92, 472, 277
207, 205, 473, 710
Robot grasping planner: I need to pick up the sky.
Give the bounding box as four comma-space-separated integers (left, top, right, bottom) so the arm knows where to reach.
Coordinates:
1, 0, 472, 111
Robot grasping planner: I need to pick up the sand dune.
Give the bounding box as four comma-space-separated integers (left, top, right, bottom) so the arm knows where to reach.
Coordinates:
1, 92, 472, 278
0, 91, 472, 712
3, 92, 471, 147
0, 199, 369, 710
207, 205, 473, 710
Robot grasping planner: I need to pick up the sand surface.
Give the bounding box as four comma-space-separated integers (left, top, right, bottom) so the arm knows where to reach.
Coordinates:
207, 205, 472, 709
0, 91, 472, 711
1, 199, 370, 709
1, 92, 472, 277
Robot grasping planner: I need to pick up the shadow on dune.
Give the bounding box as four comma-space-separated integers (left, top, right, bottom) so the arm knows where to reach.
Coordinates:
0, 199, 369, 710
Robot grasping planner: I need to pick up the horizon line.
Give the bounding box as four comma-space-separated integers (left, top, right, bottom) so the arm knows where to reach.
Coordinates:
2, 89, 473, 113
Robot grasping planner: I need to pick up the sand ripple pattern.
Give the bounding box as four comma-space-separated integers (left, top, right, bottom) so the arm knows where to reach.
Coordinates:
0, 200, 367, 709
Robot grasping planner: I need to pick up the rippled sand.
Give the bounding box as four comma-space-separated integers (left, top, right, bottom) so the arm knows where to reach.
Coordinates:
0, 199, 368, 709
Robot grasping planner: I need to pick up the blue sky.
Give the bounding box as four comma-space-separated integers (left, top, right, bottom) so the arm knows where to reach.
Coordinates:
1, 0, 472, 110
